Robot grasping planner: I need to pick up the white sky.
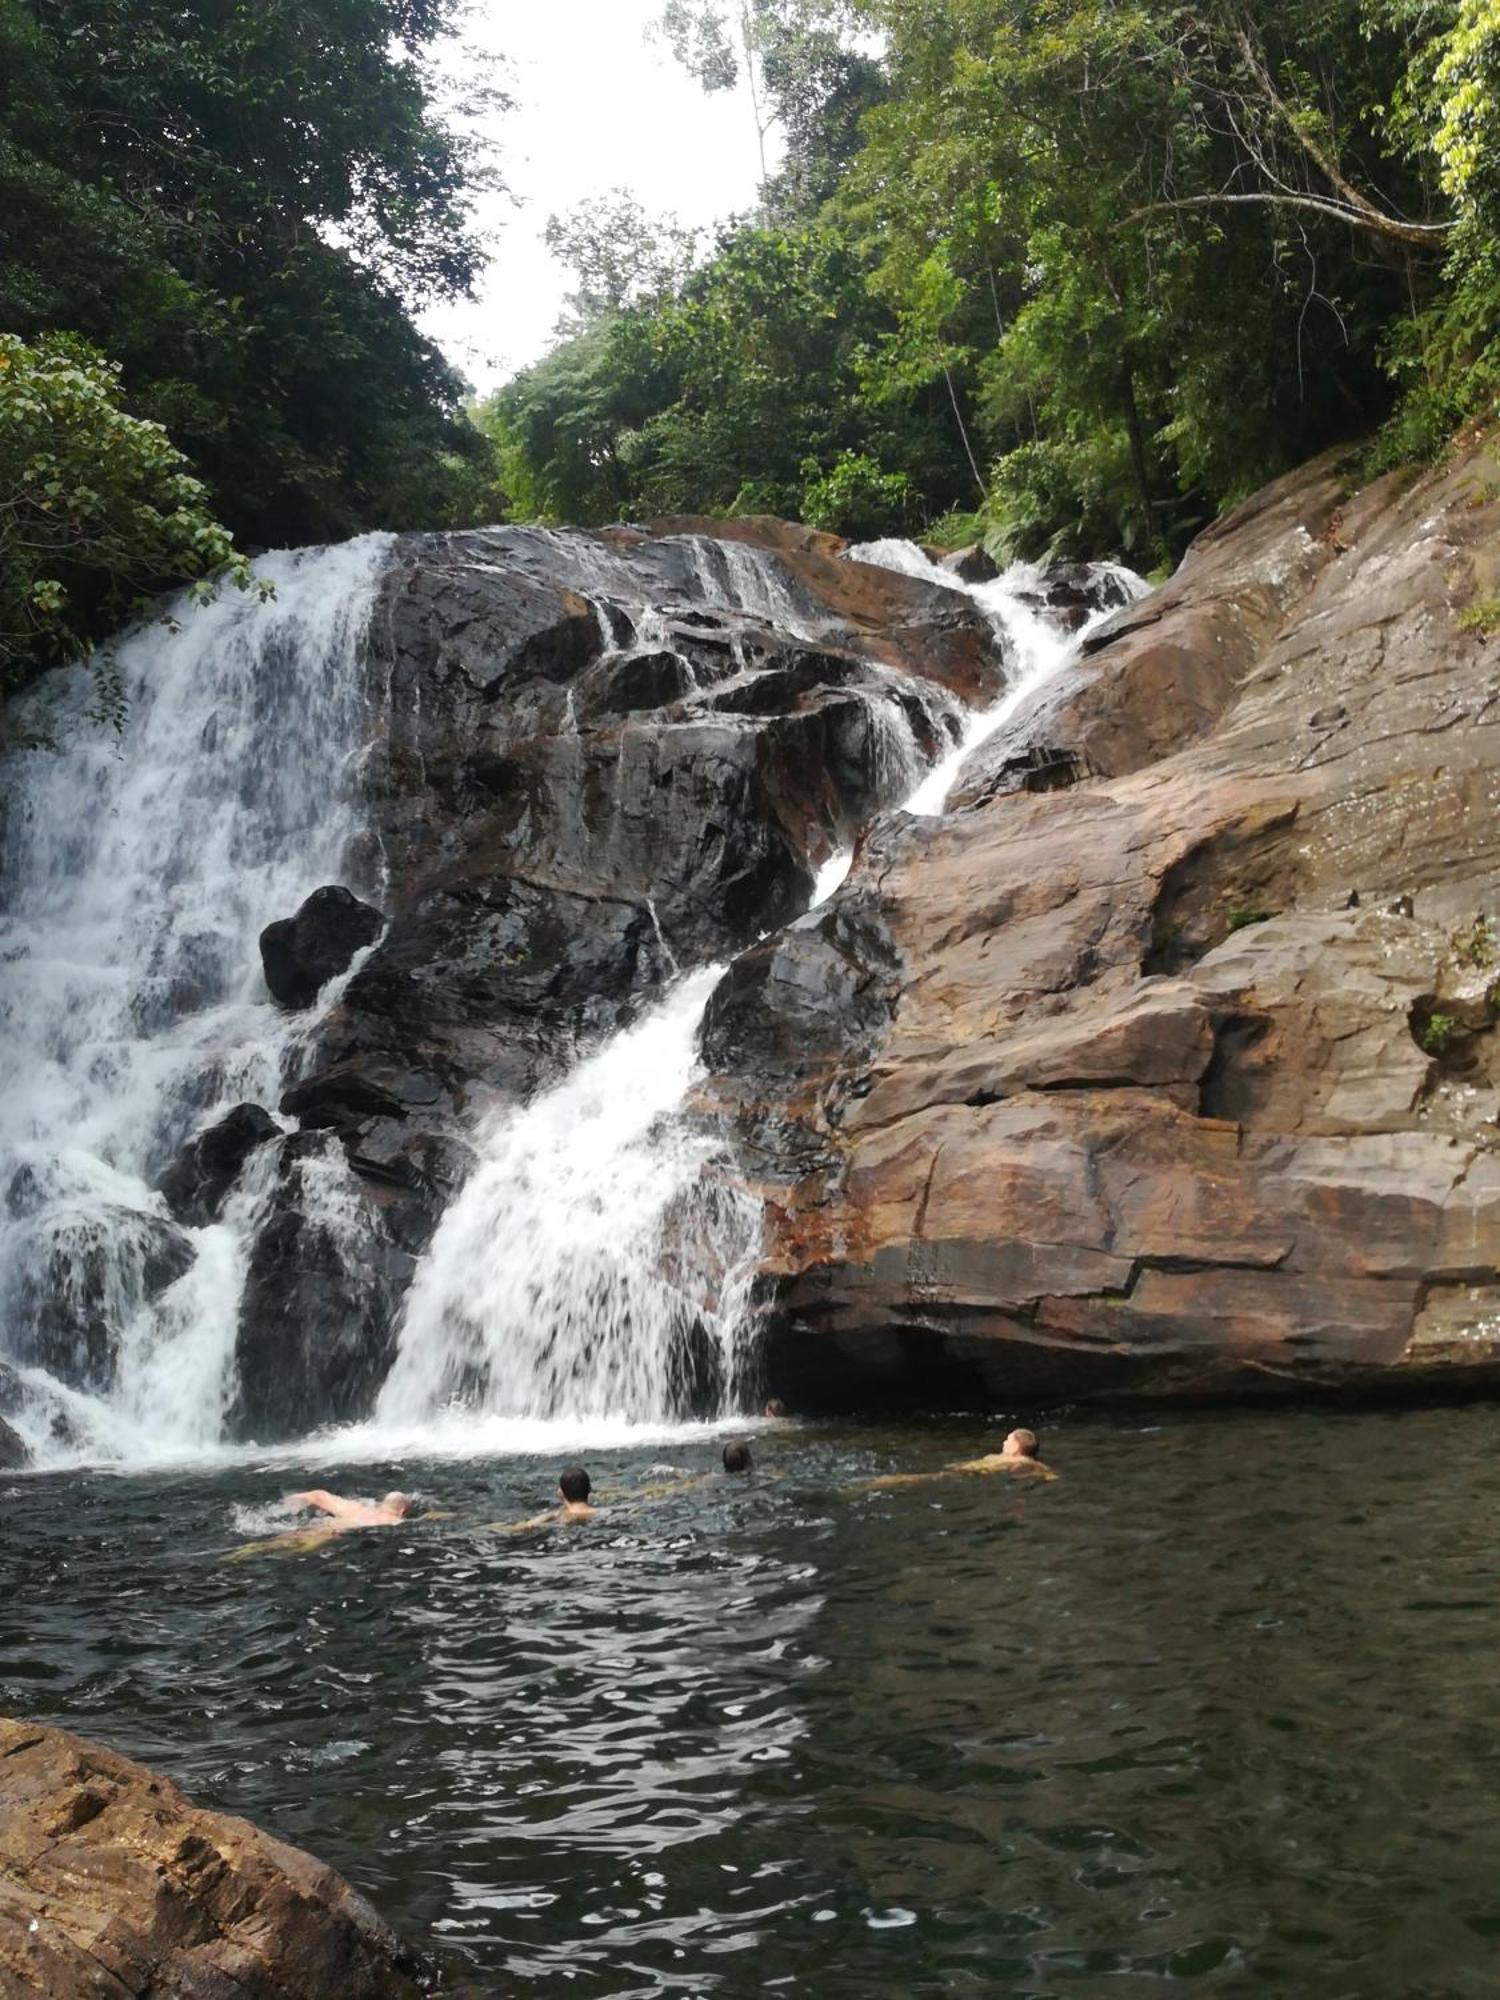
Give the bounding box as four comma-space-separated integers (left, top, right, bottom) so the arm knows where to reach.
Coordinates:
420, 0, 773, 394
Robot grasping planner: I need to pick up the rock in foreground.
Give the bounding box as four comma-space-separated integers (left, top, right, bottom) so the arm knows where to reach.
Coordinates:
0, 1715, 432, 1997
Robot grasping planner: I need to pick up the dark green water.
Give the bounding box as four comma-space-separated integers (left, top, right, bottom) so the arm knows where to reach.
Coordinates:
7, 1405, 1500, 1996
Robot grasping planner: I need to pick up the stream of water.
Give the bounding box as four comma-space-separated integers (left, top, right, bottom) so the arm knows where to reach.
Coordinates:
8, 1404, 1500, 1996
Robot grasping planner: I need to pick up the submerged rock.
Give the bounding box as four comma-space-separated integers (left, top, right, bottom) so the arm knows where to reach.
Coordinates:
157, 1101, 279, 1227
260, 885, 384, 1009
702, 438, 1500, 1406
0, 1715, 432, 1996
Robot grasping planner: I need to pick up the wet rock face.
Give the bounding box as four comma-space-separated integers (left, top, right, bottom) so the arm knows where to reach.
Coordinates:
0, 1416, 25, 1469
0, 1716, 431, 1997
260, 885, 384, 1009
157, 1102, 278, 1228
243, 520, 1004, 1430
5, 1210, 192, 1397
703, 438, 1500, 1406
229, 1133, 414, 1444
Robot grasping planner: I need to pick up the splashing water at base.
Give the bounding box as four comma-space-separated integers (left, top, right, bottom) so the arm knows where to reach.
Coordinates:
376, 967, 761, 1428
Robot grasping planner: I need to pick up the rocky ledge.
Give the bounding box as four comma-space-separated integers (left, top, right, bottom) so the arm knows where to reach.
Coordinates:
704, 433, 1500, 1404
0, 1715, 430, 1996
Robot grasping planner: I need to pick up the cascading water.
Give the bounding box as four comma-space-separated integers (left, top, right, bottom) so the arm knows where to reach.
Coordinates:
377, 539, 1144, 1432
374, 966, 759, 1430
0, 538, 392, 1464
1, 518, 1144, 1467
844, 541, 1150, 816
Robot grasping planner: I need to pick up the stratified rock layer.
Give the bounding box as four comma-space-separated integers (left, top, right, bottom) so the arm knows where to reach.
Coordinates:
0, 1715, 430, 1997
707, 436, 1500, 1405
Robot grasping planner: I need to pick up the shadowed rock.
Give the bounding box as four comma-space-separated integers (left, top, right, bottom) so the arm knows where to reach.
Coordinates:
0, 1715, 432, 1996
156, 1102, 279, 1228
260, 886, 384, 1009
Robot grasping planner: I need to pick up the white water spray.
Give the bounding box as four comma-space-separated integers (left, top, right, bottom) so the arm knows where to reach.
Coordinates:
0, 538, 391, 1465
376, 967, 759, 1426
844, 542, 1149, 817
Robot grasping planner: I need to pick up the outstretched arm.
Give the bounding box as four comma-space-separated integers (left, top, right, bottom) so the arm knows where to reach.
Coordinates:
286, 1489, 344, 1518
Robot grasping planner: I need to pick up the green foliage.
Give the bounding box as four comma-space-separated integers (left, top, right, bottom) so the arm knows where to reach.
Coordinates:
801, 451, 916, 538
1458, 596, 1500, 634
1453, 915, 1497, 965
1226, 904, 1278, 932
498, 0, 1498, 554
1419, 1009, 1462, 1054
0, 0, 502, 579
0, 333, 254, 697
925, 509, 985, 547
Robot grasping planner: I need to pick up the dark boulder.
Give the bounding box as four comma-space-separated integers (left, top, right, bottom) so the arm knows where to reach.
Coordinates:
157, 1101, 279, 1227
1018, 559, 1138, 632
941, 543, 999, 585
260, 886, 384, 1009
0, 1418, 26, 1470
229, 1135, 406, 1443
7, 1209, 193, 1396
0, 1715, 431, 1997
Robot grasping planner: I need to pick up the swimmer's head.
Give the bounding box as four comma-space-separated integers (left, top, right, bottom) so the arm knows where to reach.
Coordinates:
558, 1466, 592, 1503
383, 1491, 415, 1516
1003, 1429, 1039, 1458
763, 1398, 786, 1418
722, 1439, 753, 1474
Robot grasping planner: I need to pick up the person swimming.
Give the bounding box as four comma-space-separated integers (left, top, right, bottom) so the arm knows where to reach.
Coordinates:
557, 1466, 598, 1519
947, 1429, 1054, 1478
285, 1488, 417, 1528
722, 1439, 753, 1473
763, 1399, 787, 1418
862, 1428, 1057, 1491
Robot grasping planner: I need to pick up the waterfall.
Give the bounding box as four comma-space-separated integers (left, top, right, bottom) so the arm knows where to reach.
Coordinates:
1, 519, 1145, 1468
374, 966, 759, 1429
0, 538, 392, 1465
376, 542, 1144, 1436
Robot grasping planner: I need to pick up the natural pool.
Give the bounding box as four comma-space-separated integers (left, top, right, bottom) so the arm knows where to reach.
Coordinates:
7, 1404, 1500, 1996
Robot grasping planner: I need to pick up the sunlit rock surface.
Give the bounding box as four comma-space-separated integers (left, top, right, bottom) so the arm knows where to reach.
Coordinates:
703, 438, 1500, 1404
0, 1716, 431, 1996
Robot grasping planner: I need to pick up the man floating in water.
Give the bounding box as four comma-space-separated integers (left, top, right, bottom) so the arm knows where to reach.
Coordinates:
285, 1488, 417, 1528
557, 1466, 598, 1519
948, 1429, 1054, 1478
863, 1429, 1057, 1491
499, 1466, 601, 1532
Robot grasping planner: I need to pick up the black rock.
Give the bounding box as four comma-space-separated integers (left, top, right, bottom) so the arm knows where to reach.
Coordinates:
941, 544, 999, 585
8, 1211, 194, 1396
157, 1103, 279, 1227
260, 887, 384, 1010
0, 1417, 27, 1470
229, 1136, 404, 1443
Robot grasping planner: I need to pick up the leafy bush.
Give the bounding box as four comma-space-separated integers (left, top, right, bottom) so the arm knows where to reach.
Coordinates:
0, 332, 252, 695
801, 450, 916, 539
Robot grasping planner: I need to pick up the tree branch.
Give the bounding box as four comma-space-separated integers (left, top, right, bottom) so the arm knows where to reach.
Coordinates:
1116, 190, 1452, 248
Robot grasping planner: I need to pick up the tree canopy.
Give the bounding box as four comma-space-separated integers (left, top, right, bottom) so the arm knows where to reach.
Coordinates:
1, 0, 503, 689
485, 0, 1496, 561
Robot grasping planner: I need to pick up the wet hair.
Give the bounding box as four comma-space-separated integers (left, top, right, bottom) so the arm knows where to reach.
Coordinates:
763, 1399, 786, 1418
722, 1439, 753, 1474
383, 1491, 414, 1516
558, 1466, 592, 1503
1005, 1429, 1039, 1458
